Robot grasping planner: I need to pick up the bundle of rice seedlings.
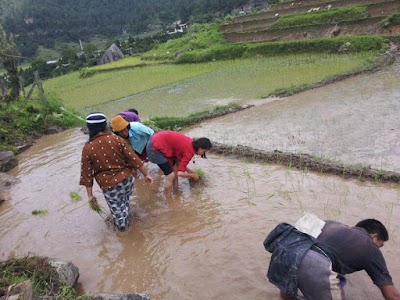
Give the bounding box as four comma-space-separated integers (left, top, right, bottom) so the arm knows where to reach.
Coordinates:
195, 168, 205, 178
70, 191, 81, 202
89, 196, 106, 215
32, 209, 48, 215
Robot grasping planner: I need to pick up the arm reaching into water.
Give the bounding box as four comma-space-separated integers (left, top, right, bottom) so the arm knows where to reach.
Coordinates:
379, 284, 400, 300
178, 170, 199, 181
138, 164, 153, 185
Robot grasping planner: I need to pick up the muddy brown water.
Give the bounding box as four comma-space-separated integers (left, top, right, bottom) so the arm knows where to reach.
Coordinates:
1, 61, 400, 299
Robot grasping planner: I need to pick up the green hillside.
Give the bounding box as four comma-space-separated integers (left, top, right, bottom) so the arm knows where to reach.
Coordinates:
0, 0, 254, 58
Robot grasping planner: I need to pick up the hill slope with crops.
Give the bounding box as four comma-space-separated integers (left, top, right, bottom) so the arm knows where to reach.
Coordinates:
222, 0, 400, 43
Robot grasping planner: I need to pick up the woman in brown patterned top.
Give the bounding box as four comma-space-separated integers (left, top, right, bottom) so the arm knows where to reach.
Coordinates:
80, 112, 153, 231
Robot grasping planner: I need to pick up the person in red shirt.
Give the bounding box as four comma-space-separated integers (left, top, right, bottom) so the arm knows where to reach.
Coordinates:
80, 112, 153, 231
145, 131, 212, 196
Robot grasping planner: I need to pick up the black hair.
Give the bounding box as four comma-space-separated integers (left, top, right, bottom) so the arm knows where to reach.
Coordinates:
88, 122, 107, 142
128, 108, 139, 115
193, 137, 212, 158
355, 219, 389, 241
193, 137, 212, 151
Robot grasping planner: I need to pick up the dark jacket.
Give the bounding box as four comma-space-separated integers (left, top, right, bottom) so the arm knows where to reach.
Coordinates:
264, 223, 342, 296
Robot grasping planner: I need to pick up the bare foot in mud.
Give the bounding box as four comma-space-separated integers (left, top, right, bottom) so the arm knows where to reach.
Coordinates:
105, 214, 115, 228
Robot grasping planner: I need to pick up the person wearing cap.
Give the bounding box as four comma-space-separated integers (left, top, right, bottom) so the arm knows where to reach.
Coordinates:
145, 131, 212, 196
110, 115, 154, 161
80, 112, 153, 232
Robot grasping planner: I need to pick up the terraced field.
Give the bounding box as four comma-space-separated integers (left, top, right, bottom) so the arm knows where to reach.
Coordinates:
222, 0, 400, 43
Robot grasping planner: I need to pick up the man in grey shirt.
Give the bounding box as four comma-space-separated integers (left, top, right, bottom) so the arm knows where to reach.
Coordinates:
316, 219, 400, 300
267, 218, 400, 299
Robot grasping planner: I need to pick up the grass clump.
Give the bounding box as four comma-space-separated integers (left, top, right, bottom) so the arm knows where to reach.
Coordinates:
0, 97, 84, 152
0, 256, 76, 299
32, 209, 48, 215
383, 13, 400, 28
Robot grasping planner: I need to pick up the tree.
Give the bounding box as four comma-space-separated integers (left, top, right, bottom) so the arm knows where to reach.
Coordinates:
60, 48, 78, 64
84, 43, 97, 59
0, 25, 20, 102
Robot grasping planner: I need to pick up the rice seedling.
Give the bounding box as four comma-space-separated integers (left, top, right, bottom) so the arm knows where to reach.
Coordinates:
69, 191, 81, 202
357, 193, 369, 209
278, 189, 294, 202
89, 196, 107, 216
195, 168, 205, 178
32, 209, 48, 215
386, 195, 399, 225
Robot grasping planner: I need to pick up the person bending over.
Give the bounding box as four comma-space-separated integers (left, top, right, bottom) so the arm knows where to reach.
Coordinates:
264, 217, 400, 300
111, 115, 153, 161
146, 131, 212, 196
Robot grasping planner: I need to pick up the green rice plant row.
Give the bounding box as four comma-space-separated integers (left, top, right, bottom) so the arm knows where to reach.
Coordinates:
91, 52, 375, 118
144, 103, 241, 130
175, 36, 386, 64
43, 62, 226, 110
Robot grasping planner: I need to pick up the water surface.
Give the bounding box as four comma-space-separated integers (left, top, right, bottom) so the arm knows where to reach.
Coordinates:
2, 60, 400, 299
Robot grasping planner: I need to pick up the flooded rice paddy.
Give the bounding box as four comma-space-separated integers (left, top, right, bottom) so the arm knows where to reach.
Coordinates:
187, 60, 400, 173
85, 53, 374, 119
1, 61, 400, 299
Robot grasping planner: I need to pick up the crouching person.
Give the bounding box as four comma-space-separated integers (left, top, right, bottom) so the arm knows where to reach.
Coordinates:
80, 112, 153, 232
264, 217, 400, 300
264, 222, 344, 300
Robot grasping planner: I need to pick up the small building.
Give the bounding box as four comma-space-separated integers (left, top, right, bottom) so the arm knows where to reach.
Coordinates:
99, 44, 124, 65
166, 21, 188, 35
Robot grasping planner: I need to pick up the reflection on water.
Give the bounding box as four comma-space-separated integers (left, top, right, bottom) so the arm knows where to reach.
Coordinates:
186, 62, 400, 172
1, 129, 400, 299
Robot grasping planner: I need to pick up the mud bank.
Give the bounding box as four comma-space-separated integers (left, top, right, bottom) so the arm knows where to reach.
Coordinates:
211, 142, 400, 183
